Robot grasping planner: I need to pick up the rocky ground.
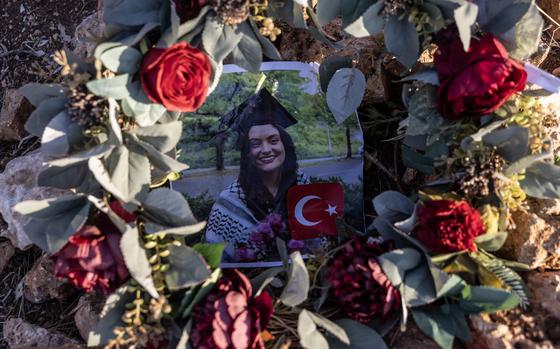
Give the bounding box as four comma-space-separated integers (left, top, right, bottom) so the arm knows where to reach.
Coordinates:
0, 0, 560, 348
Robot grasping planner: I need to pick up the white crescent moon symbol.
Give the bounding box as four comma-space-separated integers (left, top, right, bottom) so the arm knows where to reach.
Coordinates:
295, 195, 323, 227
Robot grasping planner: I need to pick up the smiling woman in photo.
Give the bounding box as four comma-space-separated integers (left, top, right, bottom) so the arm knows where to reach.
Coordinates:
204, 88, 309, 260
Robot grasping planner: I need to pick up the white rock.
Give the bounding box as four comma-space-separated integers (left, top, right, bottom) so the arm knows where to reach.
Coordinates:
0, 152, 67, 249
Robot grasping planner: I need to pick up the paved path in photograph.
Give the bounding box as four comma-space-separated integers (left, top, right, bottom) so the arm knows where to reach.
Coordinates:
172, 157, 363, 199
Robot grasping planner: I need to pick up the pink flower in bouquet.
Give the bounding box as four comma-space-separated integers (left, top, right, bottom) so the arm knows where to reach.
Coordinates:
434, 29, 527, 119
287, 239, 305, 252
174, 0, 208, 22
415, 200, 485, 253
52, 225, 129, 294
326, 237, 400, 323
235, 246, 257, 262
190, 270, 273, 349
140, 42, 211, 112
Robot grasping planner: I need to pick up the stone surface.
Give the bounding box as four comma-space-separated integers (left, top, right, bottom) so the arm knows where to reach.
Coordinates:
527, 272, 560, 320
502, 208, 560, 269
0, 89, 33, 142
0, 151, 68, 249
23, 255, 74, 304
74, 293, 103, 341
73, 10, 104, 61
0, 239, 16, 274
3, 318, 81, 348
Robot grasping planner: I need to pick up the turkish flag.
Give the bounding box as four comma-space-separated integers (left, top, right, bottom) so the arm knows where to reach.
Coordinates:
287, 183, 345, 240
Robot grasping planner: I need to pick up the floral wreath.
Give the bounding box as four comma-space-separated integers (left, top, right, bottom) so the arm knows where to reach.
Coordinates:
12, 0, 559, 348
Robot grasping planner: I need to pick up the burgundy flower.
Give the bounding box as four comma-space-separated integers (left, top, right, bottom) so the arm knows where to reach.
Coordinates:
174, 0, 208, 22
108, 200, 136, 223
140, 42, 211, 112
52, 225, 129, 294
326, 237, 401, 323
415, 200, 485, 253
434, 29, 527, 119
190, 270, 273, 349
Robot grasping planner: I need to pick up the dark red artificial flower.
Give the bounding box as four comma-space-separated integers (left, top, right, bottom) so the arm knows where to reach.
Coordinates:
174, 0, 208, 22
108, 200, 136, 223
140, 42, 211, 112
52, 225, 129, 294
326, 237, 401, 323
416, 200, 485, 253
434, 30, 527, 119
190, 270, 273, 349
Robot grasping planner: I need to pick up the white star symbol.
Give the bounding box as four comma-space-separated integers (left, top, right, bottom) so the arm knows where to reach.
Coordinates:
325, 204, 338, 216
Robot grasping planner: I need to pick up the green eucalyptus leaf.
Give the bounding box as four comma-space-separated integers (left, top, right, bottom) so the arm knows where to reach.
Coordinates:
385, 15, 419, 69
165, 244, 211, 291
230, 24, 263, 73
180, 268, 221, 318
202, 16, 243, 63
372, 190, 415, 222
269, 0, 306, 28
426, 0, 463, 19
398, 69, 440, 85
478, 0, 532, 35
279, 251, 309, 307
88, 146, 151, 203
86, 74, 131, 99
87, 286, 133, 346
120, 226, 159, 298
326, 68, 366, 123
249, 19, 282, 60
121, 22, 160, 46
192, 243, 225, 269
520, 162, 560, 199
474, 231, 509, 252
317, 0, 341, 26
406, 85, 444, 136
251, 267, 284, 296
319, 56, 353, 93
19, 83, 65, 107
500, 3, 544, 60
459, 285, 519, 313
454, 2, 478, 51
104, 0, 163, 27
305, 311, 350, 345
504, 153, 551, 177
124, 81, 167, 127
13, 195, 90, 253
41, 111, 73, 157
412, 308, 457, 349
341, 0, 378, 27
142, 187, 198, 227
482, 126, 529, 162
25, 96, 68, 137
143, 221, 207, 236
328, 318, 388, 349
158, 6, 210, 47
128, 136, 188, 173
100, 45, 143, 74
343, 1, 385, 38
298, 310, 329, 349
378, 249, 422, 287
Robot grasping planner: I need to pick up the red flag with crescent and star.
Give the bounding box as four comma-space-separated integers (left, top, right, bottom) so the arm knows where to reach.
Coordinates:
287, 183, 345, 240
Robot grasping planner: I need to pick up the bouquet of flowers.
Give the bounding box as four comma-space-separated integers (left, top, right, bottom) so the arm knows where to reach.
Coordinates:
11, 0, 558, 348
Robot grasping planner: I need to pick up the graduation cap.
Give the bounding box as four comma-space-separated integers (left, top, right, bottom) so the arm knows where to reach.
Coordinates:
220, 87, 298, 135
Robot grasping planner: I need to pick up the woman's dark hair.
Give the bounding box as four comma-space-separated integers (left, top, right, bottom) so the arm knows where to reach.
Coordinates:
238, 124, 298, 220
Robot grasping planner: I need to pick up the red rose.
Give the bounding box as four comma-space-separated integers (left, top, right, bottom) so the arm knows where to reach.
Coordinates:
174, 0, 208, 22
326, 237, 401, 323
434, 31, 527, 119
140, 42, 211, 112
52, 225, 129, 294
190, 270, 273, 349
109, 200, 136, 223
416, 200, 485, 253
